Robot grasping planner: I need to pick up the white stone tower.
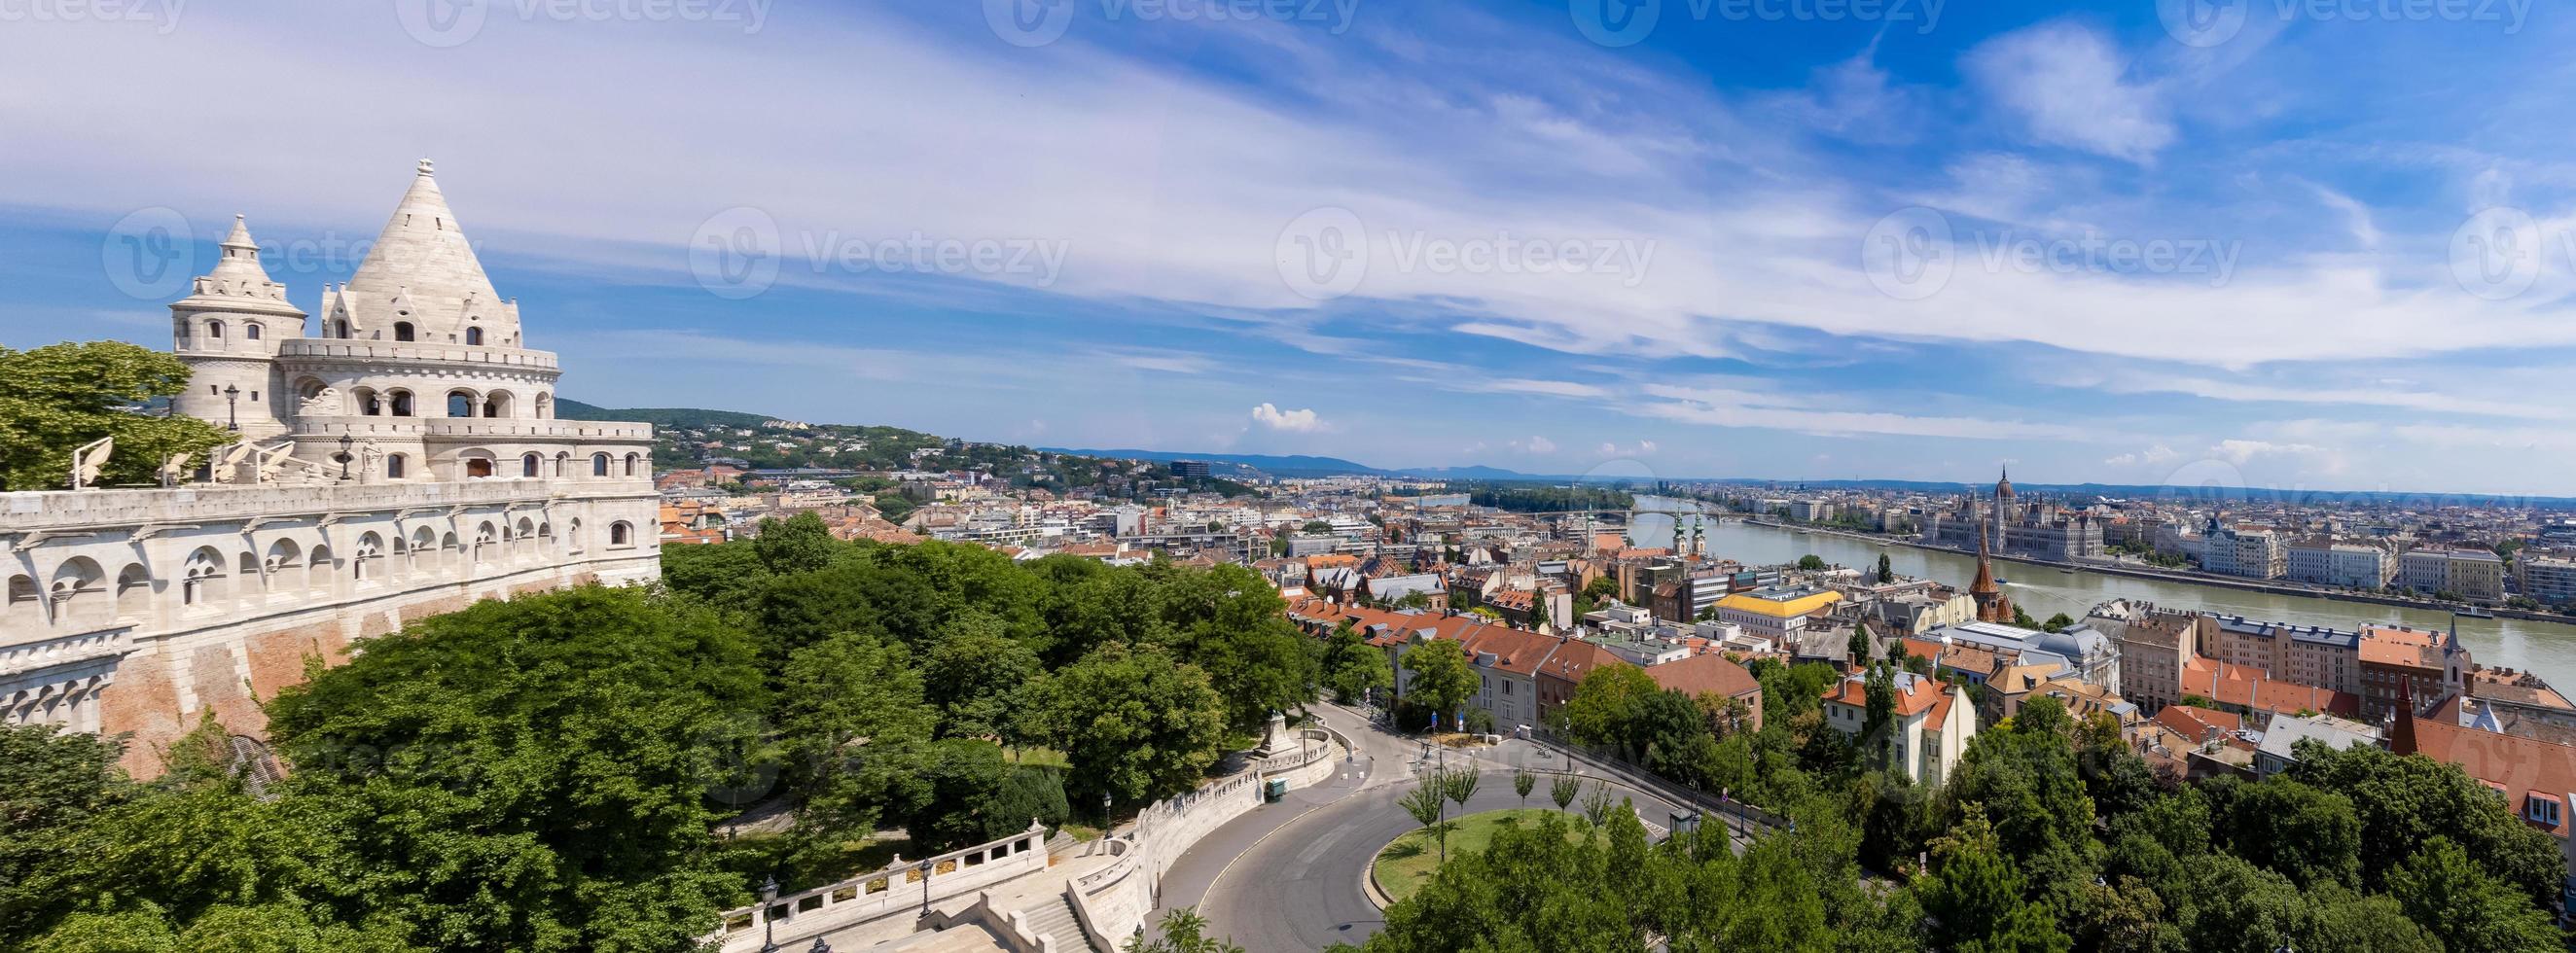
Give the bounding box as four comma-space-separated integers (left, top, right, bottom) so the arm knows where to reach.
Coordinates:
170, 215, 305, 439
315, 159, 520, 346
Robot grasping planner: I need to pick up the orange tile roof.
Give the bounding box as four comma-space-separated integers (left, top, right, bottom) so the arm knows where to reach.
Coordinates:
2407, 718, 2576, 837
1646, 653, 1762, 700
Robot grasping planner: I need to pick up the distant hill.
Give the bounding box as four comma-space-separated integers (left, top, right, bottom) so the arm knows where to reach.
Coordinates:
555, 400, 774, 430
1040, 448, 1394, 478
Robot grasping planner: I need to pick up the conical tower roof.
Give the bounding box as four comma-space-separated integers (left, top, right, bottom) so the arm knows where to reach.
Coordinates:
340, 159, 508, 340
173, 214, 304, 317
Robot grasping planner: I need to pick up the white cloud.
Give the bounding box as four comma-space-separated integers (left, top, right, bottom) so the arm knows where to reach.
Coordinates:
1249, 403, 1326, 433
1508, 436, 1557, 454
1966, 22, 2174, 162
1598, 440, 1658, 456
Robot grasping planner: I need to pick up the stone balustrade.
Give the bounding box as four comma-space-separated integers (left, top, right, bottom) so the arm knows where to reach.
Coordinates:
0, 479, 647, 534
277, 339, 560, 370
710, 822, 1053, 953
288, 416, 655, 441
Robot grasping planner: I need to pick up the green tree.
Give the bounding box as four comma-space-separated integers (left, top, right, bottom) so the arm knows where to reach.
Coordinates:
1512, 770, 1535, 806
1320, 624, 1394, 705
0, 340, 235, 491
1400, 777, 1452, 862
1126, 908, 1245, 953
1035, 643, 1229, 808
263, 586, 764, 953
1399, 640, 1478, 725
2041, 613, 2074, 633
0, 724, 131, 932
920, 622, 1044, 743
1847, 625, 1874, 669
751, 511, 841, 575
1559, 663, 1657, 755
1876, 552, 1894, 583
1796, 554, 1828, 571
2383, 837, 2562, 953
1550, 774, 1581, 814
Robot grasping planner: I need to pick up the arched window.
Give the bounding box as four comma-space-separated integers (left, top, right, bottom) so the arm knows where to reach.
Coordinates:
483, 391, 512, 418
386, 454, 407, 478
181, 547, 225, 606
590, 453, 610, 476
354, 534, 383, 582
332, 319, 350, 338
389, 391, 414, 416
115, 564, 150, 620
465, 327, 483, 345
447, 390, 476, 418
555, 451, 570, 476
567, 518, 584, 552
394, 322, 414, 341
245, 323, 262, 340
464, 458, 494, 478
623, 453, 640, 476
207, 319, 225, 339
521, 453, 540, 477
534, 394, 552, 419
354, 388, 381, 416
609, 522, 632, 547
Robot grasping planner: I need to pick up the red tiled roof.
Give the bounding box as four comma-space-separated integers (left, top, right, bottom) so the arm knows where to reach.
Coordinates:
1646, 653, 1762, 700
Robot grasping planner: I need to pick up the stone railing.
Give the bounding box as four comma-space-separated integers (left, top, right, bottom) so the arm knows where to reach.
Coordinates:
1067, 724, 1352, 950
288, 417, 655, 441
277, 340, 559, 370
707, 821, 1052, 953
0, 628, 131, 677
0, 479, 623, 534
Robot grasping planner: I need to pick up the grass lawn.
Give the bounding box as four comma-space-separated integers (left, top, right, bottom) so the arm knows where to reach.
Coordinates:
1372, 808, 1570, 902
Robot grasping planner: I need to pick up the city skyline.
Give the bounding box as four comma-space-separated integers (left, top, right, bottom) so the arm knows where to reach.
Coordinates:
8, 1, 2576, 493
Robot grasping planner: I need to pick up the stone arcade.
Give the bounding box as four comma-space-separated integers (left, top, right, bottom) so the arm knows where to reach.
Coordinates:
1, 161, 660, 773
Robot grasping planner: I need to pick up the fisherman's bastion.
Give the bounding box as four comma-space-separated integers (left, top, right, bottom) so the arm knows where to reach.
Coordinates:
1, 160, 661, 773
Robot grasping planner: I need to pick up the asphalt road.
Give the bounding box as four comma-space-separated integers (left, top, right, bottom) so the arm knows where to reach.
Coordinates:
1159, 707, 1691, 953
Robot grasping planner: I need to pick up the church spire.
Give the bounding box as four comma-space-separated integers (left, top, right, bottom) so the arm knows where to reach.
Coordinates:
1970, 513, 2013, 624
340, 159, 512, 343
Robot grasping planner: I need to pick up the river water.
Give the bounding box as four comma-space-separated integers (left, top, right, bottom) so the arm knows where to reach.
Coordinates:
1626, 497, 2576, 688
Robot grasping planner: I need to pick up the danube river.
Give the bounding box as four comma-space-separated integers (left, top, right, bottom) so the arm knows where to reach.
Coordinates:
1627, 499, 2576, 689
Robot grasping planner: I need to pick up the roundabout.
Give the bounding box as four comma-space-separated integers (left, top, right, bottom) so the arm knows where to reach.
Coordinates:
1370, 807, 1564, 904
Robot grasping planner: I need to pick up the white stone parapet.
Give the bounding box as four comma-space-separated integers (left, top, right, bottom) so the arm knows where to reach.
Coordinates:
276, 339, 560, 370
0, 478, 648, 536
289, 417, 655, 441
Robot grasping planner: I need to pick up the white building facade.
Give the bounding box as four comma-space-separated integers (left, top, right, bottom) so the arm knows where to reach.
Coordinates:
2, 161, 658, 774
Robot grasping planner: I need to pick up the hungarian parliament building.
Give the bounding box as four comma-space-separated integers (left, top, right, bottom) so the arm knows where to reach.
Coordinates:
1918, 469, 2108, 563
0, 161, 660, 774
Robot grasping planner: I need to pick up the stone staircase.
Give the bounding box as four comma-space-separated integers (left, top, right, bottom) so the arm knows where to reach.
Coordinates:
1018, 894, 1098, 953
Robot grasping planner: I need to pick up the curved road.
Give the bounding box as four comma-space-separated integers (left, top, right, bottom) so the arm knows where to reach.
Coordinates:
1152, 706, 1691, 953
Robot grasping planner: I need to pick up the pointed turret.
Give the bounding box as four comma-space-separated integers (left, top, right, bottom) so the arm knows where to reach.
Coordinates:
170, 214, 302, 439
338, 159, 517, 344
2390, 676, 2419, 756
1970, 514, 2013, 624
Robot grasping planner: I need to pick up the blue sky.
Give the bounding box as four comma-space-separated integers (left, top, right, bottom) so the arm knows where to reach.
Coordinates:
6, 0, 2576, 493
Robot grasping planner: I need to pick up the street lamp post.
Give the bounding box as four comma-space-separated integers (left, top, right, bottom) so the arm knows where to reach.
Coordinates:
916, 859, 934, 918
222, 384, 239, 432
757, 875, 780, 953
338, 435, 354, 480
